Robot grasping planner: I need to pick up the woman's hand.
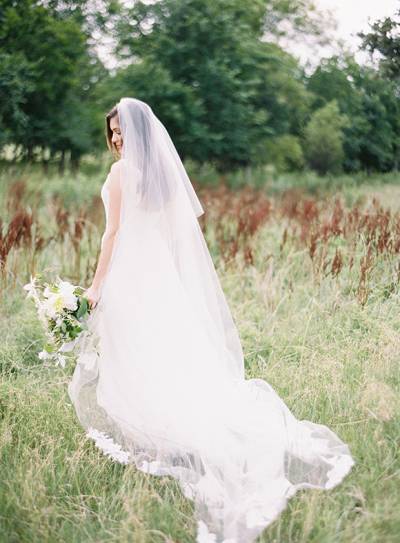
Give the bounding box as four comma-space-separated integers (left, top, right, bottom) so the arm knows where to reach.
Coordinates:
84, 285, 101, 309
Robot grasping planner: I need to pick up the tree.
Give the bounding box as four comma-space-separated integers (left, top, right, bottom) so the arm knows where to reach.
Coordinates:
354, 69, 400, 172
308, 56, 400, 172
0, 1, 86, 157
113, 0, 270, 171
0, 0, 114, 168
359, 9, 400, 82
358, 9, 400, 170
0, 52, 34, 151
111, 0, 319, 172
308, 57, 367, 171
264, 134, 304, 172
303, 100, 348, 175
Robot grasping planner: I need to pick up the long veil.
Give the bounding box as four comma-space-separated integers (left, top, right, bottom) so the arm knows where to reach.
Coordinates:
68, 97, 355, 543
116, 97, 245, 381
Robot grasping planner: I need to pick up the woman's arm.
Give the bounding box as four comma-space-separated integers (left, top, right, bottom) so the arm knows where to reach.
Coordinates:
85, 162, 122, 308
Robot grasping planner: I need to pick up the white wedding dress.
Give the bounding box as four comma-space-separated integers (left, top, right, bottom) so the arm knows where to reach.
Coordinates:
68, 98, 354, 543
68, 172, 354, 543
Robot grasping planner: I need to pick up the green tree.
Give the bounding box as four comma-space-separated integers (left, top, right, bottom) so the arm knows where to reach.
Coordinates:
359, 9, 400, 82
0, 0, 113, 168
308, 57, 367, 171
0, 1, 85, 158
114, 0, 269, 171
112, 0, 318, 172
264, 134, 305, 172
0, 52, 34, 151
254, 42, 311, 138
354, 69, 400, 172
308, 57, 400, 172
358, 10, 400, 170
303, 100, 348, 175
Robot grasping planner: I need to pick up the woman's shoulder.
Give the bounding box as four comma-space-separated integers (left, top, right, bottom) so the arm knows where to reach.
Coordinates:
107, 160, 126, 186
109, 159, 140, 183
109, 159, 125, 175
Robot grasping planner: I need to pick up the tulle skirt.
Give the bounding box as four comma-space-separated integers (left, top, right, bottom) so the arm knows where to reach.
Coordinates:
68, 225, 355, 543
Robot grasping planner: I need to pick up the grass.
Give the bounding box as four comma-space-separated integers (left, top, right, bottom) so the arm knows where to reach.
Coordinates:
0, 163, 399, 542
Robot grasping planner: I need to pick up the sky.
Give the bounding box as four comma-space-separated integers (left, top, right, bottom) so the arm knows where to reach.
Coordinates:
291, 0, 399, 66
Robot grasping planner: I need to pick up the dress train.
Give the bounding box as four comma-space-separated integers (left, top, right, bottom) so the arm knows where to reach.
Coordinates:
68, 174, 355, 543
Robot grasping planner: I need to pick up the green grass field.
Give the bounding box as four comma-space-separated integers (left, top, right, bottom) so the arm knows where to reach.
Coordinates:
0, 163, 399, 542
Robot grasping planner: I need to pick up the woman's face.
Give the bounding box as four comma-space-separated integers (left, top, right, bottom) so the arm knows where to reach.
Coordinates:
110, 115, 123, 154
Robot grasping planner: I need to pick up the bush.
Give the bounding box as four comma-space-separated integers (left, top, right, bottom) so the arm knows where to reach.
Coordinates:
304, 100, 349, 175
264, 135, 305, 172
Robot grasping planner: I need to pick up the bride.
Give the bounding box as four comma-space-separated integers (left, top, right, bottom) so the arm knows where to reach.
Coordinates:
68, 97, 355, 543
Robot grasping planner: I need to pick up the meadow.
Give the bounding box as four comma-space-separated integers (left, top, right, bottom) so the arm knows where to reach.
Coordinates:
0, 159, 399, 543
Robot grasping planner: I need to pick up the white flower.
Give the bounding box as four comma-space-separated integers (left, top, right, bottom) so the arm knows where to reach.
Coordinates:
56, 316, 64, 327
58, 279, 76, 293
62, 296, 78, 311
38, 350, 51, 360
57, 280, 78, 310
23, 276, 38, 300
43, 285, 53, 298
86, 427, 130, 464
42, 295, 61, 319
44, 281, 78, 312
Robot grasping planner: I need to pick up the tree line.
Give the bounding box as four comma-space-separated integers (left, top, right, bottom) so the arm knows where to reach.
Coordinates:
0, 0, 399, 175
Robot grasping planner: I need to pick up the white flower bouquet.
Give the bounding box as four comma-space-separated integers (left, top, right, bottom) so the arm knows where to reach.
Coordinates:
23, 274, 97, 367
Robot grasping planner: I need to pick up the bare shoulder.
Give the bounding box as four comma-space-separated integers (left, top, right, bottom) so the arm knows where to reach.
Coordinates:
108, 160, 124, 187
110, 159, 124, 175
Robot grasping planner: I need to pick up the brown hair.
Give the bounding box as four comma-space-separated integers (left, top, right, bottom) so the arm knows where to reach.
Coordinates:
105, 104, 119, 156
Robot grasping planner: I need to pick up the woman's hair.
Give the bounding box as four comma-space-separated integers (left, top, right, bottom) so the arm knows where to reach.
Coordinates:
105, 104, 119, 155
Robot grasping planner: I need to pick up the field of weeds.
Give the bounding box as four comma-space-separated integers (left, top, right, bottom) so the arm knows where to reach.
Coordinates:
0, 165, 399, 542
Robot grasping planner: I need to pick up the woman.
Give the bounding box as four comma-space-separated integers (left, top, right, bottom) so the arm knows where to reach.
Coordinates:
68, 97, 355, 543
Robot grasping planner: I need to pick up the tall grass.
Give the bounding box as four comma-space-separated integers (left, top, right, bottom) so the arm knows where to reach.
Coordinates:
0, 166, 399, 542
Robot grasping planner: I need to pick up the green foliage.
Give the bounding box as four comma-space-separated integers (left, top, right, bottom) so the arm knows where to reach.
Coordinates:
359, 9, 400, 81
263, 0, 325, 39
0, 0, 110, 167
76, 296, 89, 320
253, 43, 312, 138
0, 52, 34, 147
113, 0, 314, 172
308, 57, 400, 172
355, 70, 400, 172
0, 0, 399, 176
304, 100, 348, 175
0, 1, 82, 146
264, 134, 305, 172
308, 56, 366, 172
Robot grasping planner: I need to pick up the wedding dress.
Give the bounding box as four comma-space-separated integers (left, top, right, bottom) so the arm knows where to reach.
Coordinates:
68, 97, 355, 543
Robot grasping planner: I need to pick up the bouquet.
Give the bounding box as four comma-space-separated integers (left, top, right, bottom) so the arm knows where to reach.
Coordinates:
23, 274, 98, 367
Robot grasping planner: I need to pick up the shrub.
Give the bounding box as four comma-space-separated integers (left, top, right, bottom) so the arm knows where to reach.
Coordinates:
304, 100, 349, 175
265, 135, 305, 172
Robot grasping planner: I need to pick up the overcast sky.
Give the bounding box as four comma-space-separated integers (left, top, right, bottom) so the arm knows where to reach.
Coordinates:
292, 0, 399, 66
316, 0, 398, 45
